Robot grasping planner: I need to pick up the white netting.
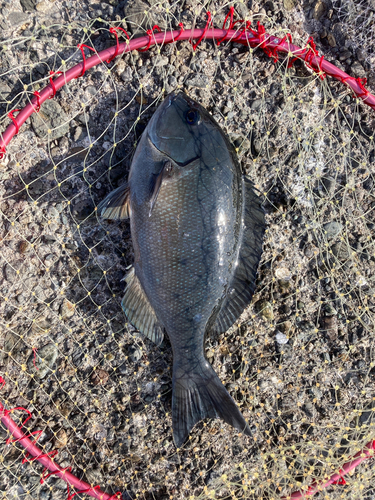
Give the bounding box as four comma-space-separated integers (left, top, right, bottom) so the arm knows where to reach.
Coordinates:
0, 1, 375, 499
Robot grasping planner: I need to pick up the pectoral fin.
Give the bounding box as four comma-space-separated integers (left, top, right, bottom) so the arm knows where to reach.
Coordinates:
121, 268, 164, 345
215, 176, 265, 333
149, 161, 172, 217
97, 182, 130, 220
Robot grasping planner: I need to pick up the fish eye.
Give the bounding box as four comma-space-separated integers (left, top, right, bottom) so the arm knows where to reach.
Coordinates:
185, 109, 199, 125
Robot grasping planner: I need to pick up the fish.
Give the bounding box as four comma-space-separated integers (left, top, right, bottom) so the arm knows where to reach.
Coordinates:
98, 91, 265, 447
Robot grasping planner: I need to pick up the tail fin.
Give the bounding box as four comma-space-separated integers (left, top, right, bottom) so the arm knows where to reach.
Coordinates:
172, 358, 251, 447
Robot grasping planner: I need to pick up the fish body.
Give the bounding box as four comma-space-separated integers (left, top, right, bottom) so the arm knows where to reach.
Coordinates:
99, 92, 265, 446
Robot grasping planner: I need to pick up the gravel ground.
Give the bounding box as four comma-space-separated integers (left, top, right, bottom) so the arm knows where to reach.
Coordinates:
0, 0, 375, 499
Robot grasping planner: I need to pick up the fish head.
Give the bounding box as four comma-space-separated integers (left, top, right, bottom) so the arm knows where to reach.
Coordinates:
148, 92, 217, 166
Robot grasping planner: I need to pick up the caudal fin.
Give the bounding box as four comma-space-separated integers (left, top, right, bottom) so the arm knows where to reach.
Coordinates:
172, 359, 251, 447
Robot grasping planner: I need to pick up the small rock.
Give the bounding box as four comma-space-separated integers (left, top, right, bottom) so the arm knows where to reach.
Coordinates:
327, 33, 336, 47
251, 99, 263, 111
185, 74, 209, 88
18, 240, 29, 254
313, 0, 326, 20
73, 126, 84, 142
85, 85, 97, 96
121, 66, 133, 82
322, 221, 343, 240
7, 11, 30, 27
356, 48, 366, 62
320, 315, 338, 341
135, 94, 148, 105
1, 332, 20, 361
324, 303, 337, 316
36, 1, 52, 13
275, 331, 288, 344
91, 368, 110, 386
275, 267, 291, 281
254, 300, 274, 321
167, 75, 177, 89
29, 343, 58, 379
32, 316, 51, 334
60, 299, 75, 319
31, 99, 69, 141
85, 468, 104, 486
154, 56, 169, 67
128, 346, 142, 362
359, 410, 375, 426
20, 0, 38, 10
331, 242, 351, 261
318, 175, 335, 197
351, 60, 366, 79
0, 82, 11, 100
123, 0, 168, 34
284, 0, 295, 10
55, 429, 68, 448
4, 263, 20, 282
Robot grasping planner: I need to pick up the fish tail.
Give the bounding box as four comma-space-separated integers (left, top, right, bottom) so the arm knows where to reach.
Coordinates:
172, 358, 251, 447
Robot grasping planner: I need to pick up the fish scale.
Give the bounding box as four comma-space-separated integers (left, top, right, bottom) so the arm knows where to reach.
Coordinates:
98, 91, 265, 446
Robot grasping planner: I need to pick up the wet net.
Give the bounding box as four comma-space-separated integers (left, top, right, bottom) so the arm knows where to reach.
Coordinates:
0, 1, 375, 499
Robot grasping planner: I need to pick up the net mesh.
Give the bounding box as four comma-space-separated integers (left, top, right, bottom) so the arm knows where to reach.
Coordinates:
1, 1, 375, 499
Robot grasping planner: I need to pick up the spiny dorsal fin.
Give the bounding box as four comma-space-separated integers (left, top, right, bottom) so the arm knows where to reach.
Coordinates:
214, 176, 265, 333
121, 268, 164, 345
97, 182, 130, 220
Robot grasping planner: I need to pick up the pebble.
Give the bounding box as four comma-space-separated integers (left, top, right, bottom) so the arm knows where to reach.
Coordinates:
318, 175, 335, 197
154, 56, 169, 67
121, 66, 133, 82
91, 368, 110, 386
331, 242, 351, 261
275, 331, 288, 345
251, 99, 263, 111
185, 74, 209, 88
313, 1, 326, 20
29, 343, 59, 379
351, 60, 366, 79
284, 0, 296, 10
3, 262, 20, 282
31, 99, 69, 141
322, 221, 343, 240
327, 33, 336, 47
55, 429, 68, 448
35, 1, 52, 13
0, 82, 11, 100
32, 316, 51, 334
60, 299, 75, 319
321, 315, 338, 341
274, 267, 291, 281
20, 0, 37, 10
254, 300, 274, 321
7, 11, 30, 27
128, 346, 142, 362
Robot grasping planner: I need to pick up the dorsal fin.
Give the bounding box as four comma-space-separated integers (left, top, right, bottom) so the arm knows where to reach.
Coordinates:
97, 182, 130, 220
121, 268, 164, 345
214, 176, 265, 333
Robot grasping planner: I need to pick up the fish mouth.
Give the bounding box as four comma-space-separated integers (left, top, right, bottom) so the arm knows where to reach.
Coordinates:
150, 137, 199, 167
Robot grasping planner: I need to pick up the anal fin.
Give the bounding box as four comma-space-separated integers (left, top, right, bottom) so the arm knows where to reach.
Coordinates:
98, 182, 130, 220
121, 268, 164, 345
215, 176, 265, 333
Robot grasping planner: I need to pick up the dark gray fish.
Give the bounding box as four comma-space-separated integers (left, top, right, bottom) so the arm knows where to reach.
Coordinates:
98, 92, 265, 447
